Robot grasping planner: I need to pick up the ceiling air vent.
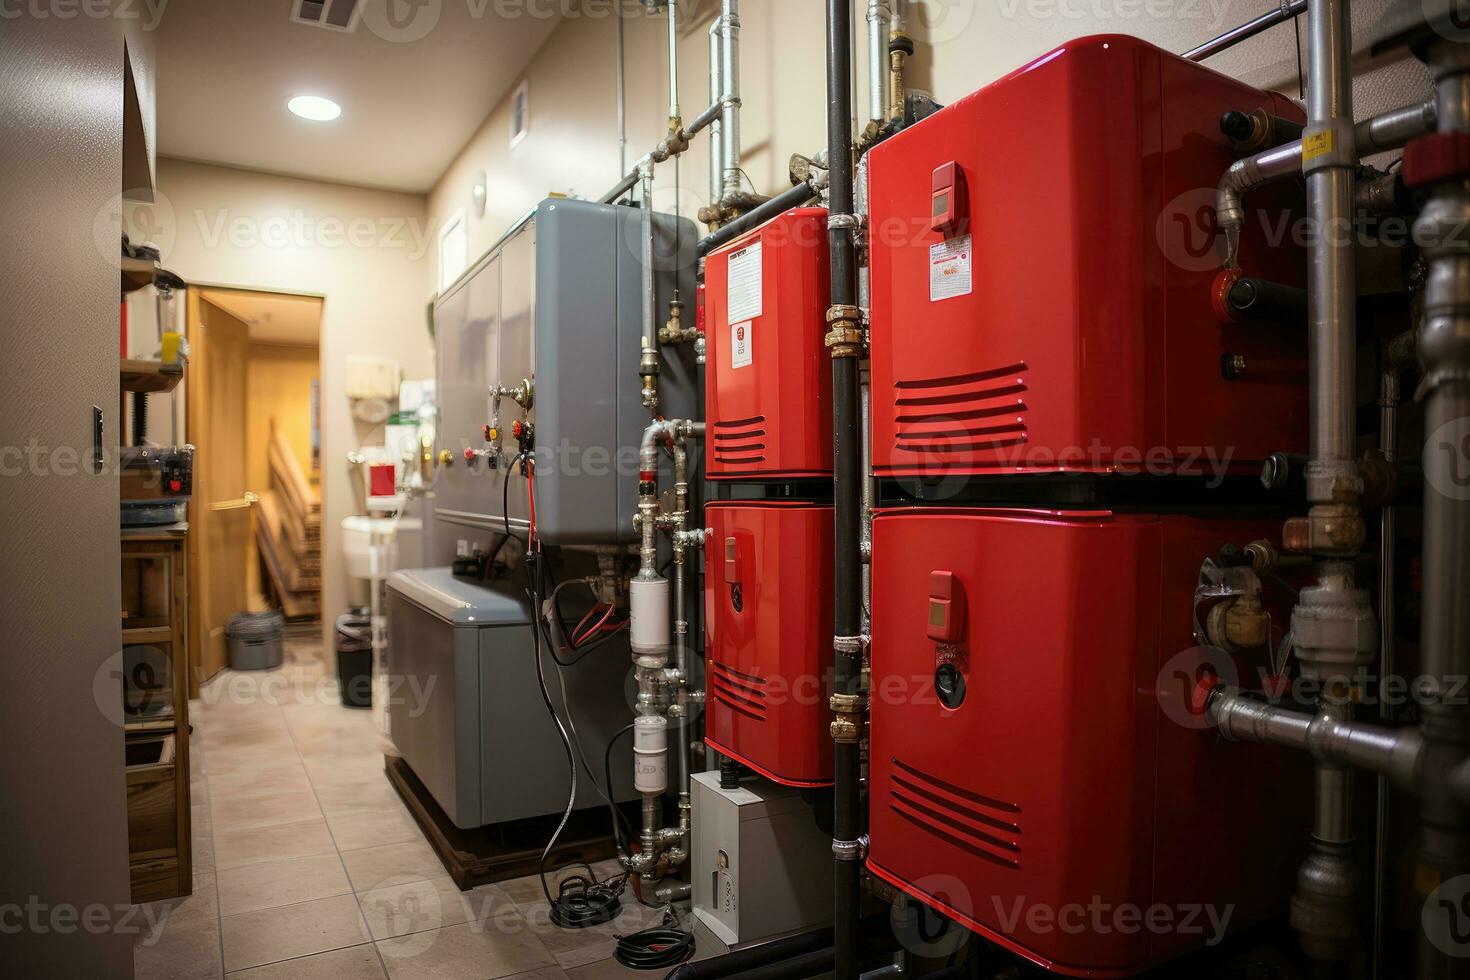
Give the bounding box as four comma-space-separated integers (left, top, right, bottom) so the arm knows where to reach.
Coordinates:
293, 0, 360, 32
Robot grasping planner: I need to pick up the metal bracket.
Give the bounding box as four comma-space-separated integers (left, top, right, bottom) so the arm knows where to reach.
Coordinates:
832, 836, 870, 862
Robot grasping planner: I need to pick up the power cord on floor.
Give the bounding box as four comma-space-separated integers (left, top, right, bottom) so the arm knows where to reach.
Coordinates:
614, 907, 696, 970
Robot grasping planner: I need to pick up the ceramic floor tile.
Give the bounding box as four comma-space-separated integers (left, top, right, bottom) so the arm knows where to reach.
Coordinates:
137, 872, 219, 932
221, 893, 371, 973
376, 917, 555, 980
224, 943, 387, 979
212, 790, 324, 834
325, 803, 421, 851
217, 853, 353, 917
133, 915, 224, 980
214, 818, 337, 871
341, 840, 446, 892
360, 876, 511, 942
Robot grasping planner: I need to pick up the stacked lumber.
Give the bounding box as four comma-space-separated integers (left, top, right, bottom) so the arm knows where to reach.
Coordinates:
257, 426, 321, 620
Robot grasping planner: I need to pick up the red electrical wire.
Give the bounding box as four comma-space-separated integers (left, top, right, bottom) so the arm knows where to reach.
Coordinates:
526, 457, 538, 549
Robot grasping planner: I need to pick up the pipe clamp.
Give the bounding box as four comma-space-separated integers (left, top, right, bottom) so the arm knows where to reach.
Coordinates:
1300, 120, 1356, 173
832, 836, 869, 862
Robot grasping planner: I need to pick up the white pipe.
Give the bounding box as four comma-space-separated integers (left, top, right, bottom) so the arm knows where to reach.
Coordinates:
666, 0, 680, 124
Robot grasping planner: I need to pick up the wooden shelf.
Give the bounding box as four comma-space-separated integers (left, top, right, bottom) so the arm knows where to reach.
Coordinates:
121, 359, 183, 394
121, 255, 156, 294
122, 624, 173, 644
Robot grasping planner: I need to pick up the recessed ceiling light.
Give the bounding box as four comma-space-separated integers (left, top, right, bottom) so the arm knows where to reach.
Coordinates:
288, 95, 341, 122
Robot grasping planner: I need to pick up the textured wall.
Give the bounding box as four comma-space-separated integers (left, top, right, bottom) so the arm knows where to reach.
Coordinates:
428, 0, 1434, 292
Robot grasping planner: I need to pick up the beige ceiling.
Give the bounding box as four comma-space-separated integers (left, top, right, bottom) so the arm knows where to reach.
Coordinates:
201, 288, 325, 348
155, 1, 567, 193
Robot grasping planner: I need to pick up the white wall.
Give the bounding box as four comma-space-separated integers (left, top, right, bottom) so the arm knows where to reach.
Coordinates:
128, 159, 433, 649
427, 1, 1431, 291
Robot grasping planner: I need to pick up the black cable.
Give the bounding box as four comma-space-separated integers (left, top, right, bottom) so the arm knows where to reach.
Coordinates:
613, 922, 696, 970
605, 723, 636, 849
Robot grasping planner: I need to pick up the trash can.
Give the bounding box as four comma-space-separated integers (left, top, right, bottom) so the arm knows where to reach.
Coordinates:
225, 611, 285, 671
335, 608, 373, 709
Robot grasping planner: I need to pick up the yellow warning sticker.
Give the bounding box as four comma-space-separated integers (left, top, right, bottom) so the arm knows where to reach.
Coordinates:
1302, 129, 1336, 162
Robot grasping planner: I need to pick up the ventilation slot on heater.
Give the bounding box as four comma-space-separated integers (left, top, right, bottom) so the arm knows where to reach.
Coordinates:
893, 363, 1029, 455
712, 415, 768, 466
888, 758, 1022, 869
710, 660, 769, 721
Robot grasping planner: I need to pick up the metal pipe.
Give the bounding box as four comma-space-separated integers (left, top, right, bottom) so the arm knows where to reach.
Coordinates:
825, 2, 863, 979
639, 160, 660, 410
602, 168, 640, 205
666, 0, 680, 126
1305, 0, 1357, 472
1357, 99, 1437, 156
1216, 102, 1434, 269
685, 99, 723, 139
1209, 689, 1424, 792
866, 0, 892, 128
708, 19, 723, 208
1413, 39, 1470, 980
1374, 363, 1402, 980
718, 0, 742, 204
1215, 138, 1304, 268
1182, 0, 1306, 62
696, 180, 817, 257
617, 0, 627, 175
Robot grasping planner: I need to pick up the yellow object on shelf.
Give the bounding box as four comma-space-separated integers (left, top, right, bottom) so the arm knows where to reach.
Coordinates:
161, 331, 182, 364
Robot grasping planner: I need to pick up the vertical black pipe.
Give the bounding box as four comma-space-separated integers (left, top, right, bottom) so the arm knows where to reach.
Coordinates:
826, 1, 862, 979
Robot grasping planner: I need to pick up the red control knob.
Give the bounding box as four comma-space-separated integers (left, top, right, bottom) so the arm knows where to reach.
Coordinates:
169, 479, 182, 493
463, 447, 476, 462
512, 419, 525, 439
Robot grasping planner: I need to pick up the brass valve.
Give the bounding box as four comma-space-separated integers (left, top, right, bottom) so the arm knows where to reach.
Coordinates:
437, 449, 455, 467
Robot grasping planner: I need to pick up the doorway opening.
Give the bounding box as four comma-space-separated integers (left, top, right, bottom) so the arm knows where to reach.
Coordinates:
186, 287, 324, 691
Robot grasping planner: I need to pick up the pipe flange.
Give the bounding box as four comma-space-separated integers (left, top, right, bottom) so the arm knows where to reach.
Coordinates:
832, 836, 870, 862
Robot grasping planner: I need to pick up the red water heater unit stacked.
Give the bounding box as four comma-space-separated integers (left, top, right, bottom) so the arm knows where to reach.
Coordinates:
703, 207, 835, 786
864, 36, 1312, 975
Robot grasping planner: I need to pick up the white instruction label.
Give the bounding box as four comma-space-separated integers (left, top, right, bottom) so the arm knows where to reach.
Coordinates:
731, 320, 753, 370
726, 240, 764, 323
929, 235, 973, 302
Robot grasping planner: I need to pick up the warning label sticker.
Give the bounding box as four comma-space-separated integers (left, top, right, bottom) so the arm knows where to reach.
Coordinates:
726, 241, 764, 324
731, 320, 753, 370
929, 235, 973, 302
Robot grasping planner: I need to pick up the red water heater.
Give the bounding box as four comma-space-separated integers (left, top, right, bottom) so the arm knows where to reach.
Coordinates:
704, 207, 832, 479
704, 501, 834, 786
866, 508, 1310, 976
867, 35, 1308, 480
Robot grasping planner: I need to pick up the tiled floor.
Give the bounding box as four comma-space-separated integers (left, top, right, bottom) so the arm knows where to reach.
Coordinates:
134, 630, 715, 980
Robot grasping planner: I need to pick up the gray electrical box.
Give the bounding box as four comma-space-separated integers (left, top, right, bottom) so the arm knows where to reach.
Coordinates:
433, 198, 698, 546
385, 567, 637, 829
692, 771, 834, 948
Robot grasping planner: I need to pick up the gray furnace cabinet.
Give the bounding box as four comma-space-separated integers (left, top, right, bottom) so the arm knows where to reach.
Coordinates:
387, 567, 636, 829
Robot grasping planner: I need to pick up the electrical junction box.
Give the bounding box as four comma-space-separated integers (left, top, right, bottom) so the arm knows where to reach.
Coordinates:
703, 207, 832, 479
432, 197, 698, 545
866, 508, 1311, 976
704, 501, 834, 786
691, 770, 834, 948
867, 35, 1308, 482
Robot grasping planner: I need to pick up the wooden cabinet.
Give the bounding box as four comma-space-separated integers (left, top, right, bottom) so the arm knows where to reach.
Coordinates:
120, 528, 192, 903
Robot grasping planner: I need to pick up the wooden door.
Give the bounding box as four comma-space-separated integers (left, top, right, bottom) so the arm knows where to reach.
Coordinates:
187, 293, 253, 690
